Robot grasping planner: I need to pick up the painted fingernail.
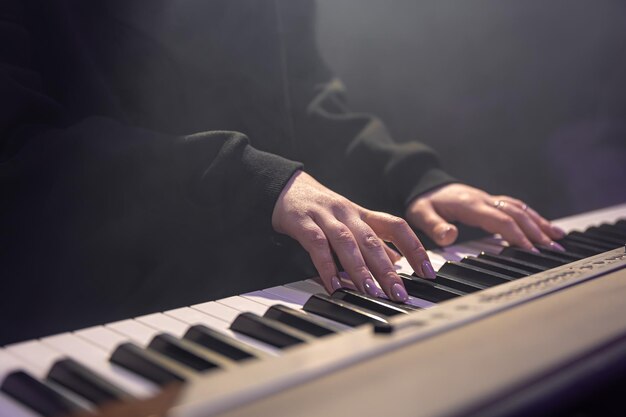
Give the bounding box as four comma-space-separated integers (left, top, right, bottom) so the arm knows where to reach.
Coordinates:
421, 260, 436, 279
390, 283, 408, 302
363, 278, 383, 297
530, 247, 540, 253
551, 225, 566, 239
549, 241, 566, 252
330, 276, 343, 292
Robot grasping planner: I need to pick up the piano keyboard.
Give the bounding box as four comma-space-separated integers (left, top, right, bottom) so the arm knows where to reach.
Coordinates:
1, 204, 625, 417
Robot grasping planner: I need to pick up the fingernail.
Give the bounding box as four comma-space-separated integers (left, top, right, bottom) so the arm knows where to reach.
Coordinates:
434, 224, 456, 243
551, 225, 566, 239
421, 260, 436, 279
530, 247, 540, 253
390, 283, 408, 302
330, 276, 343, 292
363, 278, 382, 297
549, 241, 566, 252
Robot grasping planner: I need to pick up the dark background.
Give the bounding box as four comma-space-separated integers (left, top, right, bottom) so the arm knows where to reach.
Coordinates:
316, 0, 626, 220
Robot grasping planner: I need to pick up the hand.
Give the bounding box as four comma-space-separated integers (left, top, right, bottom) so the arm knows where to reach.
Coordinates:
405, 183, 566, 251
272, 171, 436, 301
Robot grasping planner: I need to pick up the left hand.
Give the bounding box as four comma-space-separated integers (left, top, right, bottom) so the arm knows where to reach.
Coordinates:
405, 183, 566, 251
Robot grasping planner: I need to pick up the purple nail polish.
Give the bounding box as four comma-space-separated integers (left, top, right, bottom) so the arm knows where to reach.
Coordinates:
421, 260, 436, 279
390, 283, 408, 302
530, 247, 540, 253
551, 225, 566, 239
363, 278, 382, 297
549, 241, 566, 252
330, 276, 343, 292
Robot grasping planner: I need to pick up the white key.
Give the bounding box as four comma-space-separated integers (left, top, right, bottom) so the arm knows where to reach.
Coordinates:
0, 350, 42, 379
0, 392, 41, 417
262, 285, 312, 305
4, 340, 62, 373
216, 296, 267, 316
163, 307, 280, 356
135, 313, 188, 338
106, 319, 158, 346
285, 280, 325, 295
191, 301, 240, 323
242, 291, 303, 310
74, 326, 128, 353
41, 333, 157, 397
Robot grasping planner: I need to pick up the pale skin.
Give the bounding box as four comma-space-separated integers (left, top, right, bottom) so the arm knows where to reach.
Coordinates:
272, 171, 566, 302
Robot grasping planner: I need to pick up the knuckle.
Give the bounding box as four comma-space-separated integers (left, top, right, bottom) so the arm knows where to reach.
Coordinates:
388, 216, 409, 231
352, 265, 371, 279
361, 234, 381, 249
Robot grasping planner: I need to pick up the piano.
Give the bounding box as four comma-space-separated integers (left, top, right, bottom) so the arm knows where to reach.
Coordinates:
1, 203, 625, 417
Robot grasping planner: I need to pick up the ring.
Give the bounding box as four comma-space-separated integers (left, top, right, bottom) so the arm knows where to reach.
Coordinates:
521, 203, 529, 211
494, 200, 506, 210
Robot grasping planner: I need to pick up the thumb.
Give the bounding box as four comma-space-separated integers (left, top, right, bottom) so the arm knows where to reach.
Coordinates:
409, 203, 458, 246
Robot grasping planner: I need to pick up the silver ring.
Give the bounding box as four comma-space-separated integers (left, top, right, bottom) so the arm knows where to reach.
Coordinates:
521, 203, 529, 212
494, 200, 506, 210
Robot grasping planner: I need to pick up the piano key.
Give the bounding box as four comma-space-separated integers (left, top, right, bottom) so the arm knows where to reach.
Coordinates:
0, 392, 41, 417
438, 261, 514, 285
75, 325, 128, 352
263, 305, 338, 337
46, 358, 131, 405
109, 343, 187, 386
398, 275, 464, 303
135, 313, 188, 338
106, 319, 159, 346
478, 252, 547, 274
40, 333, 158, 398
534, 245, 584, 262
1, 371, 82, 417
581, 228, 626, 246
460, 257, 530, 278
303, 294, 389, 327
427, 272, 485, 293
262, 285, 314, 306
596, 223, 626, 238
562, 234, 616, 251
499, 247, 565, 269
147, 334, 221, 372
286, 279, 327, 294
230, 313, 312, 349
191, 301, 241, 323
0, 350, 43, 381
331, 289, 409, 317
183, 325, 258, 361
4, 341, 62, 374
557, 238, 605, 257
217, 296, 268, 316
241, 290, 304, 311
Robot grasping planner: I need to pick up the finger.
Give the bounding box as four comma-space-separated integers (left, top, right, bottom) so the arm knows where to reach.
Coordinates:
408, 201, 459, 246
476, 204, 537, 251
364, 211, 436, 280
314, 215, 378, 297
494, 201, 563, 249
342, 218, 404, 300
383, 243, 402, 263
495, 196, 566, 240
289, 216, 342, 294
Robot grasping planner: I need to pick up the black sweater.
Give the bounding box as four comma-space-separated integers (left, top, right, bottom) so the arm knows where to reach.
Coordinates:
0, 0, 454, 343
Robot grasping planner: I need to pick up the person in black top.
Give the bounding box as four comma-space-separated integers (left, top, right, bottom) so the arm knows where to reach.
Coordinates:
0, 0, 565, 343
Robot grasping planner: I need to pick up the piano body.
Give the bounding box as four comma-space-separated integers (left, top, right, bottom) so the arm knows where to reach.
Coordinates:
1, 203, 626, 417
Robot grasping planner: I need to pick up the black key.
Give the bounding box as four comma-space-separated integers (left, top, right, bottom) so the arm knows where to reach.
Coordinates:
264, 305, 337, 337
1, 371, 80, 417
562, 234, 616, 251
582, 229, 625, 246
331, 289, 409, 317
148, 333, 220, 372
183, 325, 257, 361
423, 272, 485, 293
597, 224, 626, 238
109, 343, 186, 386
438, 261, 514, 286
47, 358, 131, 406
558, 238, 604, 257
399, 274, 463, 303
478, 252, 547, 274
535, 245, 584, 262
461, 256, 530, 278
499, 247, 565, 269
230, 313, 311, 348
613, 219, 626, 230
303, 294, 389, 327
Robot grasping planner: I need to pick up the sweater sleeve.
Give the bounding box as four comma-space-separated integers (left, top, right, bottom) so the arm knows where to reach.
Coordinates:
279, 0, 456, 215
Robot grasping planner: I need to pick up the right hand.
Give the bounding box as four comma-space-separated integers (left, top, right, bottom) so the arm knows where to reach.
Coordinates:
272, 171, 436, 302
